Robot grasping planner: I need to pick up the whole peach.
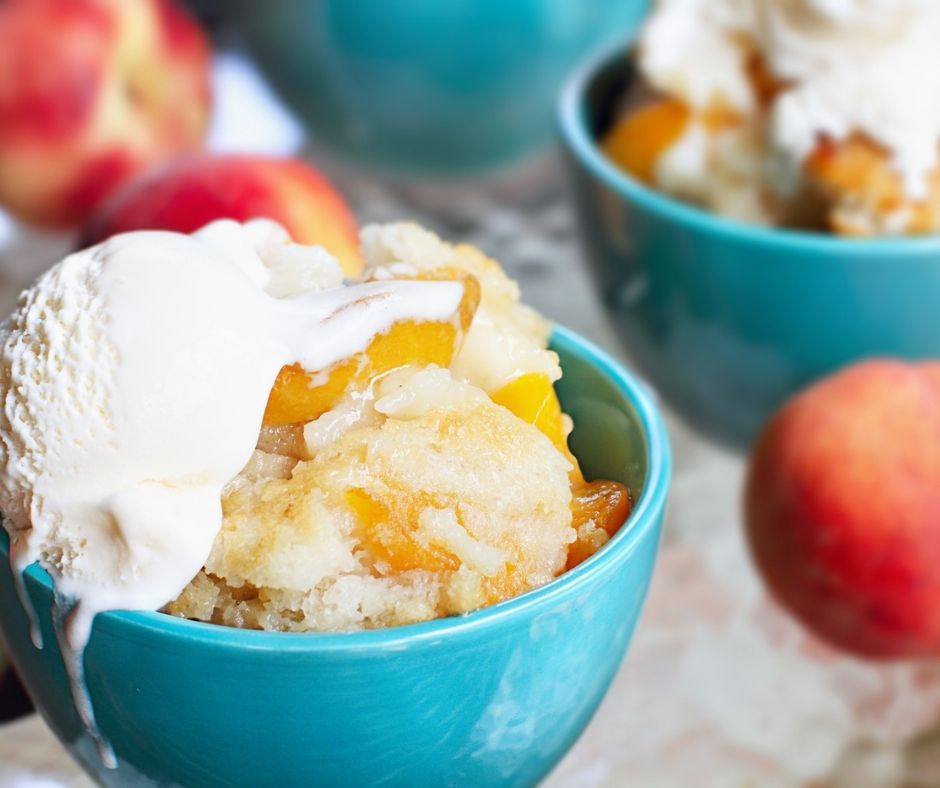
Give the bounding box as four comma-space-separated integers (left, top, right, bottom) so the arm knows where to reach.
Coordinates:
81, 154, 362, 275
0, 0, 210, 228
745, 360, 940, 660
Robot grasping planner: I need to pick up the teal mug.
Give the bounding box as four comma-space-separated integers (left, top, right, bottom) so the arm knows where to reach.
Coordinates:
223, 0, 649, 175
559, 42, 940, 448
0, 327, 671, 787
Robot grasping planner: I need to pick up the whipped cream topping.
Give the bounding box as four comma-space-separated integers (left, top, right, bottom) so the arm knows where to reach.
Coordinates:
639, 0, 940, 196
0, 220, 465, 649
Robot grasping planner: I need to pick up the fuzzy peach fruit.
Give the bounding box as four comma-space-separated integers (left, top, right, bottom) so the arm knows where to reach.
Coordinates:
0, 0, 211, 227
745, 360, 940, 660
81, 154, 362, 275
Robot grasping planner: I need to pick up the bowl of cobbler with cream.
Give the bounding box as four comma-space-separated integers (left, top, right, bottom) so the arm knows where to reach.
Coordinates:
560, 0, 940, 446
0, 220, 670, 787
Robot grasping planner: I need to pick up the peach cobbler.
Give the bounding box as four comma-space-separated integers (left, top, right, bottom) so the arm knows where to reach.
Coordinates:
166, 224, 630, 631
604, 0, 940, 236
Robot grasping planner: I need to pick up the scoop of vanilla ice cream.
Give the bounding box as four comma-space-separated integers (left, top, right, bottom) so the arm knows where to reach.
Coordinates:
0, 220, 465, 644
639, 0, 756, 113
0, 223, 317, 637
639, 0, 940, 196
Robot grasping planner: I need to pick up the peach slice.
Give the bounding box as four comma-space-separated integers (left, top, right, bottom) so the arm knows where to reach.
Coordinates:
345, 488, 460, 574
805, 135, 896, 201
490, 372, 575, 466
491, 372, 631, 565
263, 273, 481, 425
603, 99, 690, 184
602, 98, 741, 185
803, 134, 940, 236
348, 486, 534, 608
567, 481, 632, 569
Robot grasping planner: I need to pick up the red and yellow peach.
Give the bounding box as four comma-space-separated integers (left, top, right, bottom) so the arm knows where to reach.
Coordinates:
0, 0, 211, 228
81, 154, 362, 275
746, 360, 940, 659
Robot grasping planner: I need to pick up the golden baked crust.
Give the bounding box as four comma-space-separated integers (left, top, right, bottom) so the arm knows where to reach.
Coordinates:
804, 135, 940, 236
166, 224, 629, 632
167, 367, 573, 631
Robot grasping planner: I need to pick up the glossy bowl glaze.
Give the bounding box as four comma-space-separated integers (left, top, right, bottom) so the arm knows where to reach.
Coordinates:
222, 0, 648, 176
0, 326, 670, 788
558, 43, 940, 448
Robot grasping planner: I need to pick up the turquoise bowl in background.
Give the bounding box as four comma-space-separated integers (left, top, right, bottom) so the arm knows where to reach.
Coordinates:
221, 0, 648, 176
0, 327, 670, 788
558, 43, 940, 448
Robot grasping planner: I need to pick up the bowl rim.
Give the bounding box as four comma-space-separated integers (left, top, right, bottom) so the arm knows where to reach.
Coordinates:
557, 39, 940, 257
5, 324, 671, 653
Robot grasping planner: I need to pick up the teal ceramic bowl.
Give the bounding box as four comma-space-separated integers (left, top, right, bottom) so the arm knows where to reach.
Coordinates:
558, 42, 940, 448
0, 327, 670, 788
221, 0, 648, 176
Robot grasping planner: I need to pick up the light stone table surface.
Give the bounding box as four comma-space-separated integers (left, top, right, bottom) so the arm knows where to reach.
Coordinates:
2, 159, 940, 788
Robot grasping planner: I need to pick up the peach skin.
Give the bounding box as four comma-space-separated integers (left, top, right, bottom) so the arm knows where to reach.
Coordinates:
81, 154, 362, 275
0, 0, 210, 228
745, 360, 940, 659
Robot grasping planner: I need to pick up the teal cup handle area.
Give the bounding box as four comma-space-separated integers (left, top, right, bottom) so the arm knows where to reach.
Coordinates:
559, 44, 940, 448
0, 327, 671, 788
222, 0, 649, 176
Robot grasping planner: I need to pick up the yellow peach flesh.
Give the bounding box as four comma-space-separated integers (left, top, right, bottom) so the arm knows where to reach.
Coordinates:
345, 488, 460, 574
602, 99, 691, 184
263, 273, 481, 426
602, 98, 740, 185
492, 372, 632, 566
